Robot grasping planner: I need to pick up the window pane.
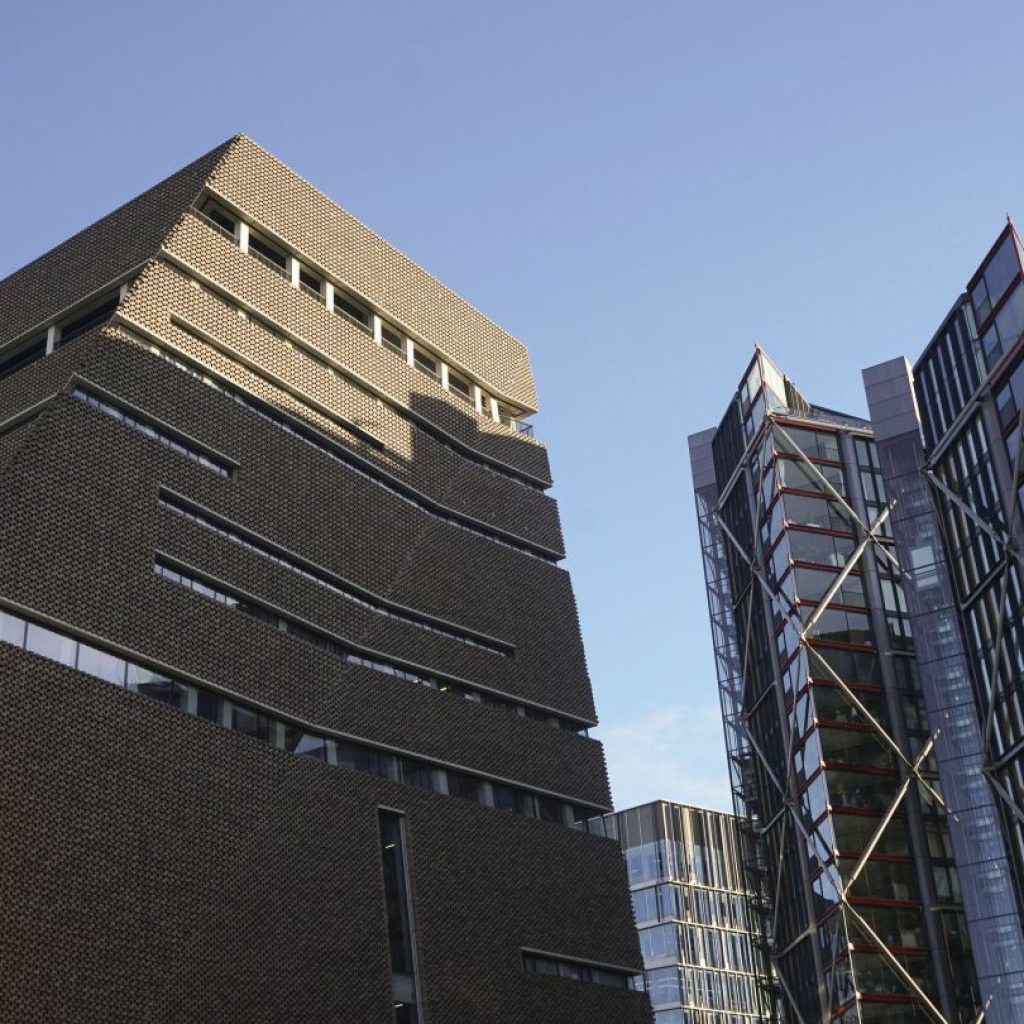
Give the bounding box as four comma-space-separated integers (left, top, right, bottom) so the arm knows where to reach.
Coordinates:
0, 610, 27, 647
76, 644, 127, 685
984, 233, 1021, 310
25, 623, 77, 667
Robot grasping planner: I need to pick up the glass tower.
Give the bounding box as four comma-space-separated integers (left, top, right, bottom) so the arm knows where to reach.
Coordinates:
604, 801, 777, 1024
864, 221, 1024, 1022
689, 350, 981, 1023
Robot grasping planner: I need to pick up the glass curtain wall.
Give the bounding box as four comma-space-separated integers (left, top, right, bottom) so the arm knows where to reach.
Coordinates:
911, 224, 1024, 1021
691, 349, 981, 1023
605, 801, 777, 1024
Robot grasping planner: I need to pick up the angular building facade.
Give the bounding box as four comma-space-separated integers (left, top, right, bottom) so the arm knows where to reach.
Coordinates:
858, 222, 1024, 1021
0, 136, 649, 1022
689, 351, 982, 1023
862, 355, 1024, 1022
604, 800, 777, 1023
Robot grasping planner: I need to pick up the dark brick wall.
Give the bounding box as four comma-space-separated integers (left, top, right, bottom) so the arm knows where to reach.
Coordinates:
118, 257, 561, 549
0, 649, 649, 1023
0, 376, 607, 801
0, 144, 229, 349
4, 330, 597, 727
0, 139, 647, 1024
159, 215, 552, 484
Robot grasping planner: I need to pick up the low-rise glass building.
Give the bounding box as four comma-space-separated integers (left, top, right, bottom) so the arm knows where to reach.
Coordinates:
604, 800, 777, 1024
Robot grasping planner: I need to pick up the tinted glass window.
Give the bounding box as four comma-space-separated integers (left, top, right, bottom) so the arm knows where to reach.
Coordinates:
983, 233, 1021, 313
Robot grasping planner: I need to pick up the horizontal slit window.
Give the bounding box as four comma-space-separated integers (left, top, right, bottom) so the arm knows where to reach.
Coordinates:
158, 492, 512, 657
154, 556, 584, 733
298, 268, 322, 298
413, 347, 439, 382
381, 326, 405, 355
73, 388, 233, 478
333, 291, 370, 328
0, 603, 598, 828
197, 199, 237, 238
522, 952, 638, 991
247, 233, 288, 274
448, 372, 473, 404
143, 332, 556, 557
0, 337, 47, 382
59, 296, 120, 345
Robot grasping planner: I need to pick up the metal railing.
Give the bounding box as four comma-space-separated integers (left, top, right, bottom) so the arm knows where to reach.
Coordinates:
247, 244, 290, 282
332, 302, 373, 337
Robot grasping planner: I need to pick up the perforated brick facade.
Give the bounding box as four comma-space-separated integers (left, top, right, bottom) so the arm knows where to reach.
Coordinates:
0, 137, 648, 1023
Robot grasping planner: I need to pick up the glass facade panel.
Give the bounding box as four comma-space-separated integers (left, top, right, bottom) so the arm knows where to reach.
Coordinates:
908, 233, 1024, 1024
608, 801, 774, 1021
695, 356, 984, 1022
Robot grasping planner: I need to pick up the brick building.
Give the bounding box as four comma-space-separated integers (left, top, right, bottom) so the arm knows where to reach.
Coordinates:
0, 136, 648, 1023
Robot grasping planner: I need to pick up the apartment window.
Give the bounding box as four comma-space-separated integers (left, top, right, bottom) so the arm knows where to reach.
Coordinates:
995, 354, 1024, 430
381, 325, 405, 355
412, 347, 439, 382
247, 232, 288, 273
971, 231, 1022, 325
379, 812, 421, 1023
448, 371, 473, 405
982, 281, 1024, 371
333, 290, 370, 328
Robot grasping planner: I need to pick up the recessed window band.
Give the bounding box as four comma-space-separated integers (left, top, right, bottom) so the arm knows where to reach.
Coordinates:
153, 555, 583, 733
73, 386, 234, 479
158, 490, 513, 657
0, 604, 601, 829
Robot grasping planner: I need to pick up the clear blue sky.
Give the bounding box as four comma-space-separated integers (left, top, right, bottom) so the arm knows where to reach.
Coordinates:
3, 1, 1023, 812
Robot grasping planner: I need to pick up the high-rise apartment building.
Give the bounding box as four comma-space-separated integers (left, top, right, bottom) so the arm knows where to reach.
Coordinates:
604, 800, 776, 1023
689, 351, 981, 1023
858, 221, 1024, 1021
0, 136, 649, 1022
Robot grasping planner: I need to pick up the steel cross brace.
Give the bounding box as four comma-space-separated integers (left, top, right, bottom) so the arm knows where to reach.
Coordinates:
771, 420, 904, 577
840, 736, 937, 899
842, 901, 950, 1024
711, 431, 953, 1019
715, 502, 946, 810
